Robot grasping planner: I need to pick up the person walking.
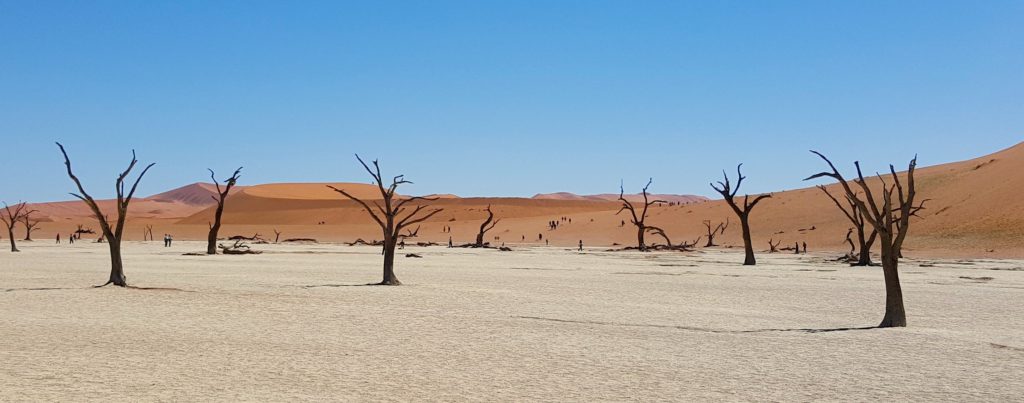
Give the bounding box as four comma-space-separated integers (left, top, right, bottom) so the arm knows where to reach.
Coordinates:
578, 240, 583, 251
56, 233, 61, 244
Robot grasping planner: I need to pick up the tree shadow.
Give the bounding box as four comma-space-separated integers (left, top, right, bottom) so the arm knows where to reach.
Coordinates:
735, 325, 878, 334
126, 286, 193, 292
90, 283, 192, 292
2, 287, 79, 293
513, 315, 879, 334
302, 283, 380, 289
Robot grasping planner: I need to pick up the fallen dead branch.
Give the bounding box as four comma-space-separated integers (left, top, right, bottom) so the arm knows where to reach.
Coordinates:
282, 238, 318, 243
218, 240, 263, 255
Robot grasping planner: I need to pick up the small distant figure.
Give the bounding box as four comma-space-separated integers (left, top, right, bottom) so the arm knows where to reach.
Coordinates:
163, 234, 169, 247
795, 242, 800, 255
802, 242, 808, 254
168, 234, 173, 247
56, 234, 61, 244
538, 233, 543, 241
521, 235, 525, 241
399, 240, 405, 249
68, 234, 75, 244
448, 236, 453, 248
620, 220, 625, 227
568, 218, 572, 224
545, 239, 549, 246
578, 240, 583, 251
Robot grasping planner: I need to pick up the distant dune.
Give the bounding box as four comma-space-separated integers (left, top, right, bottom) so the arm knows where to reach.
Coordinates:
23, 142, 1024, 257
533, 192, 708, 204
148, 183, 245, 206
239, 182, 384, 200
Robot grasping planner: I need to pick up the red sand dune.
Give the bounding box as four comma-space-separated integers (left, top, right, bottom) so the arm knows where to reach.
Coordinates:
533, 192, 708, 204
25, 142, 1024, 258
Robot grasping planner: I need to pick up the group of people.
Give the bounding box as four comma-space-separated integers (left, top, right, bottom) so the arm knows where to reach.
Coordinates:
55, 233, 78, 244
163, 234, 174, 247
795, 241, 808, 254
548, 216, 571, 230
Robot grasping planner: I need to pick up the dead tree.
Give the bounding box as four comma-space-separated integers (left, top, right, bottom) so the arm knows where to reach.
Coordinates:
143, 225, 154, 241
20, 210, 42, 241
680, 236, 703, 249
806, 151, 927, 328
228, 233, 265, 243
219, 240, 262, 255
57, 142, 154, 287
328, 155, 443, 285
844, 228, 856, 258
75, 224, 95, 237
1, 202, 33, 252
710, 164, 772, 265
474, 205, 500, 247
768, 238, 781, 253
646, 226, 672, 247
702, 218, 729, 247
207, 167, 242, 254
645, 227, 700, 252
398, 225, 421, 243
617, 179, 667, 251
273, 228, 282, 243
816, 185, 877, 266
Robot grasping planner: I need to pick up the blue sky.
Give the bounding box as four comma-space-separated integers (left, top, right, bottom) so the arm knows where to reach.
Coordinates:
1, 1, 1021, 202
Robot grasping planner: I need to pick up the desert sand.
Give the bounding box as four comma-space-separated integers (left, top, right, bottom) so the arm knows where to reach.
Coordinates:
19, 142, 1024, 259
2, 241, 1022, 401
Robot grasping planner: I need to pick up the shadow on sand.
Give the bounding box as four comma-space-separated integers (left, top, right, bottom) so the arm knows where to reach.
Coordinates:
301, 283, 390, 289
513, 315, 878, 334
2, 287, 80, 293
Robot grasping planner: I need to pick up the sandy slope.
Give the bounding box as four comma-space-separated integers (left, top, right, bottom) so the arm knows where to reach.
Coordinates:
20, 142, 1024, 258
533, 192, 708, 204
1, 242, 1022, 401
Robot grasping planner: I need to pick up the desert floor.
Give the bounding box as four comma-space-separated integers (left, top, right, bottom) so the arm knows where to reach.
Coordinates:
1, 241, 1023, 401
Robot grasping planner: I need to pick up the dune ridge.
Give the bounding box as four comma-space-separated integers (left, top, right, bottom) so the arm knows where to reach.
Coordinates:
21, 142, 1024, 258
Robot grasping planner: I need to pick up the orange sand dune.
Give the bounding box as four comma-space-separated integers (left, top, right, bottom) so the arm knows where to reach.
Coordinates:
148, 182, 245, 205
25, 143, 1024, 258
534, 192, 708, 204
238, 182, 384, 200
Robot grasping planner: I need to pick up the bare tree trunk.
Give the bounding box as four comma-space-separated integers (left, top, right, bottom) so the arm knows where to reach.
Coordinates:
878, 244, 906, 327
740, 215, 755, 265
107, 239, 127, 287
381, 236, 400, 285
637, 228, 646, 251
856, 227, 875, 266
6, 227, 17, 252
207, 222, 220, 255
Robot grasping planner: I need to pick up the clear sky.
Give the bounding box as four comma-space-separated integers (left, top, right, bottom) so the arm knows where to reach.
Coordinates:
1, 1, 1021, 202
